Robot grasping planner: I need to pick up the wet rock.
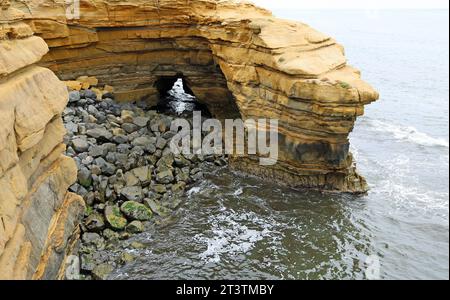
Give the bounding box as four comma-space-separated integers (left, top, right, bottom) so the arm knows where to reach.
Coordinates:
82, 232, 106, 250
133, 116, 150, 128
132, 136, 156, 153
152, 184, 167, 194
130, 241, 145, 250
87, 105, 99, 116
120, 201, 153, 221
105, 187, 116, 202
159, 117, 172, 133
166, 197, 183, 210
112, 127, 126, 136
215, 157, 228, 167
65, 122, 78, 134
121, 110, 134, 123
174, 155, 191, 168
72, 138, 89, 153
84, 192, 95, 206
84, 213, 106, 232
94, 157, 116, 176
91, 165, 102, 176
191, 172, 204, 181
104, 205, 128, 230
103, 143, 117, 152
113, 135, 129, 144
80, 254, 96, 272
81, 155, 94, 166
130, 166, 152, 185
176, 169, 190, 183
144, 199, 172, 217
89, 145, 106, 157
157, 154, 174, 168
78, 168, 92, 188
162, 130, 176, 140
124, 172, 139, 186
86, 127, 112, 141
102, 92, 114, 99
92, 263, 114, 280
190, 167, 201, 175
105, 152, 117, 164
156, 169, 174, 184
103, 228, 120, 241
171, 182, 186, 195
119, 232, 131, 240
116, 144, 131, 154
185, 154, 199, 163
126, 220, 144, 233
69, 91, 81, 103
119, 252, 136, 265
120, 186, 144, 202
82, 89, 98, 100
66, 146, 76, 157
122, 123, 138, 134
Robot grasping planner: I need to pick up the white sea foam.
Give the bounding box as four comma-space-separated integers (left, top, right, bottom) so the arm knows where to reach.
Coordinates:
373, 154, 449, 217
187, 186, 202, 196
363, 119, 449, 148
232, 187, 243, 196
194, 210, 278, 263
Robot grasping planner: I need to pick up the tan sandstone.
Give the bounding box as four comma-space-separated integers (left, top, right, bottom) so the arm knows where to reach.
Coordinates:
17, 0, 378, 193
0, 2, 84, 280
1, 0, 379, 279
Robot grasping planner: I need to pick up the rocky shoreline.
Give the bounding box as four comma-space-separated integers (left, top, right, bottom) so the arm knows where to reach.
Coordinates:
63, 82, 227, 280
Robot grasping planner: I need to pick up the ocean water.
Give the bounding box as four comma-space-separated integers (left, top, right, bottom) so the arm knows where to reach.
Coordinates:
110, 10, 449, 280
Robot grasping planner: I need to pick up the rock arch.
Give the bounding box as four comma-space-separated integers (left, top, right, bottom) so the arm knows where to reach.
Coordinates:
0, 0, 379, 279
20, 0, 378, 194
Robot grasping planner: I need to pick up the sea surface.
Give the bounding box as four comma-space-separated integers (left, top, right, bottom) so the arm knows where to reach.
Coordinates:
111, 10, 449, 280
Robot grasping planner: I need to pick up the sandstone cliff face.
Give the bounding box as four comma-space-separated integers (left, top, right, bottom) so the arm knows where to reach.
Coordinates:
16, 0, 378, 193
0, 3, 84, 279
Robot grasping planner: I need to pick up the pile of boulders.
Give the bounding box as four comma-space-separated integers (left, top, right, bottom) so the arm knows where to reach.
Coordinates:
62, 78, 227, 279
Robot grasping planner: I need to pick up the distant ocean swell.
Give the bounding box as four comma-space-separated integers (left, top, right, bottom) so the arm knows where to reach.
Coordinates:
360, 118, 449, 148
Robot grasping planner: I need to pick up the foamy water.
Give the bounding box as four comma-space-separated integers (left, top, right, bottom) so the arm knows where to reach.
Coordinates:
362, 118, 449, 148
109, 10, 449, 280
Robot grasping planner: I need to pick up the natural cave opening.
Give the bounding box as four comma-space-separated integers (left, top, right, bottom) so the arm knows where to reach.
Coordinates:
154, 76, 211, 118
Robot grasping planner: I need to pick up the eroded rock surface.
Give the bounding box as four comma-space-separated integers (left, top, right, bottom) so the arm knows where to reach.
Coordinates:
0, 4, 84, 279
16, 0, 379, 193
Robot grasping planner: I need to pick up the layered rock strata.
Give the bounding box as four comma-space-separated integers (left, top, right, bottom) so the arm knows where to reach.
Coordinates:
20, 0, 378, 192
14, 0, 378, 194
0, 3, 84, 279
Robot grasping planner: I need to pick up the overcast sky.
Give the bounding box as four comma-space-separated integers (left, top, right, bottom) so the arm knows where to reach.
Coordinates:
250, 0, 450, 10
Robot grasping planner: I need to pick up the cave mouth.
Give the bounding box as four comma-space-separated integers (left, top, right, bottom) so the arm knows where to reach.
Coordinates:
154, 76, 211, 118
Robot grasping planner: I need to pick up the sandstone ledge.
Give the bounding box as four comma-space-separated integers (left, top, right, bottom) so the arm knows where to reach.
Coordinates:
17, 0, 378, 193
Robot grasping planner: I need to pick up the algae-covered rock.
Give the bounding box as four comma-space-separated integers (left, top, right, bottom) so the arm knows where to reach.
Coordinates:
120, 201, 153, 221
104, 205, 128, 230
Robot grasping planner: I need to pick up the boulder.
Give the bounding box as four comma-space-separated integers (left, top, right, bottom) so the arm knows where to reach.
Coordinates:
126, 220, 144, 233
104, 205, 128, 230
120, 186, 144, 202
120, 201, 153, 221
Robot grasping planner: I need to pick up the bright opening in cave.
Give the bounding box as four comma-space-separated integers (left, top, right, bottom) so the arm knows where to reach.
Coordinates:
155, 77, 211, 117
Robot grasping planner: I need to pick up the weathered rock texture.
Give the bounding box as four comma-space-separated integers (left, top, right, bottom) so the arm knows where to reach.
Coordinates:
16, 0, 379, 193
12, 0, 378, 195
0, 3, 84, 279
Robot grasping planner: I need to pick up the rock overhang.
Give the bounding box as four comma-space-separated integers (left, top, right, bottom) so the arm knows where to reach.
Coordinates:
13, 0, 378, 193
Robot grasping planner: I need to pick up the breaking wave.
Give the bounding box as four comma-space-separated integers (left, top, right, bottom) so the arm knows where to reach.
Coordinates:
193, 209, 280, 264
362, 119, 449, 148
